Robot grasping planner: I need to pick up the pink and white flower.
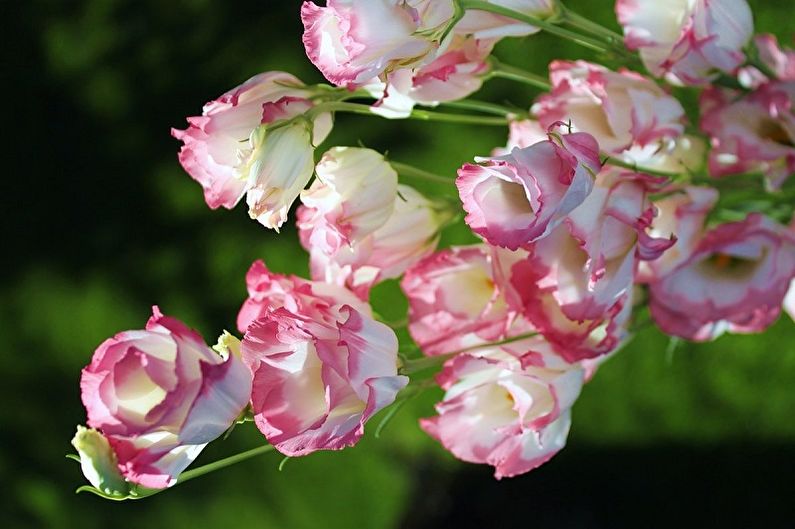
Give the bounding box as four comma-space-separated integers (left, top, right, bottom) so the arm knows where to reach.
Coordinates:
739, 35, 795, 88
172, 72, 331, 215
649, 214, 795, 341
367, 36, 495, 119
619, 134, 707, 176
787, 218, 795, 321
455, 0, 556, 39
616, 0, 753, 85
457, 130, 601, 250
701, 83, 795, 188
420, 337, 584, 479
754, 34, 795, 81
298, 184, 445, 299
244, 120, 326, 230
495, 119, 548, 155
639, 185, 719, 281
401, 245, 516, 356
785, 279, 795, 321
503, 168, 674, 361
242, 305, 408, 456
301, 0, 455, 88
237, 259, 368, 334
299, 147, 398, 250
533, 61, 685, 155
79, 307, 252, 489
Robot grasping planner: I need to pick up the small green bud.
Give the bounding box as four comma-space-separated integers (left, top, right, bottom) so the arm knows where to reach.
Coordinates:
71, 426, 130, 497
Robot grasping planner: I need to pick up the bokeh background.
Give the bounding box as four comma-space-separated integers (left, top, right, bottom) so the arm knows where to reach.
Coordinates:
4, 0, 795, 527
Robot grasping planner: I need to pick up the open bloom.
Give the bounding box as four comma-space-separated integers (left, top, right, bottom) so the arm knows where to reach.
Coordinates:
639, 185, 718, 281
402, 245, 516, 356
420, 336, 584, 479
298, 184, 445, 299
503, 168, 674, 361
457, 130, 600, 250
649, 214, 795, 341
616, 0, 753, 85
301, 0, 454, 88
454, 0, 556, 39
242, 305, 408, 456
533, 61, 685, 155
79, 308, 252, 489
237, 259, 368, 334
367, 36, 495, 119
172, 72, 331, 220
701, 83, 795, 188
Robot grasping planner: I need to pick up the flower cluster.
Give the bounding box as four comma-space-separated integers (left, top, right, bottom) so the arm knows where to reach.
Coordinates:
73, 0, 795, 496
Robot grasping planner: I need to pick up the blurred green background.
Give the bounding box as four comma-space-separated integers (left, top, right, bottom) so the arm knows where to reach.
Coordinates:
3, 1, 794, 527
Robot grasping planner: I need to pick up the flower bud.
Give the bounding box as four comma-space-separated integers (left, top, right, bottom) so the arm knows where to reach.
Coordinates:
301, 147, 398, 247
246, 120, 318, 230
172, 72, 330, 213
299, 184, 446, 299
71, 426, 129, 497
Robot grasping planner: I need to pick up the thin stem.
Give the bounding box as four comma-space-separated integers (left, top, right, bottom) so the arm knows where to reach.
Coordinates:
746, 56, 779, 82
177, 444, 275, 485
689, 172, 765, 188
489, 58, 552, 91
313, 101, 508, 126
400, 331, 539, 375
603, 156, 682, 179
409, 107, 508, 126
440, 98, 525, 117
558, 3, 624, 43
459, 0, 611, 54
389, 160, 455, 185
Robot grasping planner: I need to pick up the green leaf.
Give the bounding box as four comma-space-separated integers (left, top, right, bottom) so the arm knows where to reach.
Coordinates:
75, 486, 131, 501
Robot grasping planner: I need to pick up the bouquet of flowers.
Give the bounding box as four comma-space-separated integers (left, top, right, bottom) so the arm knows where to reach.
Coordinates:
68, 0, 795, 500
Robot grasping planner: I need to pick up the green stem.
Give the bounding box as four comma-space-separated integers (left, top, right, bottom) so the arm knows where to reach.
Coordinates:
489, 59, 552, 91
400, 331, 539, 375
389, 161, 455, 185
440, 98, 525, 117
177, 444, 275, 485
689, 172, 765, 188
459, 0, 611, 54
408, 107, 508, 126
557, 3, 624, 44
313, 101, 508, 126
746, 56, 779, 81
603, 156, 682, 179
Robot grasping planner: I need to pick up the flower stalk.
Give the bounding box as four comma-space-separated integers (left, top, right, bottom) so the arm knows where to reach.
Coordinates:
312, 101, 509, 126
459, 0, 611, 54
488, 58, 552, 90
